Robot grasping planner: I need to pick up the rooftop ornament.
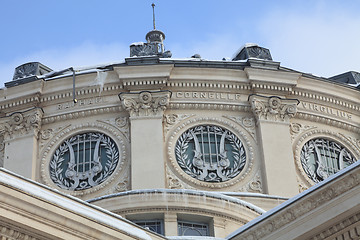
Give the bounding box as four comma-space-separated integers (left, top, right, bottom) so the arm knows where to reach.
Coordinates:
130, 3, 172, 58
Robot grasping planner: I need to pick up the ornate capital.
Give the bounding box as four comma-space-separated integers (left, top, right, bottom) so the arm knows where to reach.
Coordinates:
249, 95, 299, 122
0, 108, 43, 139
119, 91, 171, 118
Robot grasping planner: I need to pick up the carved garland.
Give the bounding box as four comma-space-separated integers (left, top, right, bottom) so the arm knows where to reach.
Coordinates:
166, 117, 255, 189
40, 121, 128, 196
175, 125, 246, 182
49, 133, 119, 191
294, 128, 360, 188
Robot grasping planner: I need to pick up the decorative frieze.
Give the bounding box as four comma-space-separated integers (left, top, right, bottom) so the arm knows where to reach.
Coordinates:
235, 164, 360, 240
163, 113, 193, 135
119, 91, 171, 118
0, 108, 43, 139
249, 95, 299, 122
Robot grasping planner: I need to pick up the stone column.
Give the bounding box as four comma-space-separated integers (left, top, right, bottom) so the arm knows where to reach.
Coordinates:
0, 108, 43, 179
164, 212, 178, 236
249, 95, 299, 197
120, 91, 171, 189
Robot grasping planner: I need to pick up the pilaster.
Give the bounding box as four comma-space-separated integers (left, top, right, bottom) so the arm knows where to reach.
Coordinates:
119, 91, 171, 189
249, 95, 299, 197
0, 107, 43, 179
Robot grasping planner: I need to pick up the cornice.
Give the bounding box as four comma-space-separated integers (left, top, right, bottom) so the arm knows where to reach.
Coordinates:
291, 89, 360, 112
228, 162, 360, 240
169, 103, 251, 112
42, 106, 122, 124
116, 206, 248, 225
296, 112, 360, 133
0, 224, 43, 240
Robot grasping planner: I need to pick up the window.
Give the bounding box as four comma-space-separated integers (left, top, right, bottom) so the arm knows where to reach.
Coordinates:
49, 132, 119, 190
300, 138, 356, 183
175, 125, 246, 182
178, 221, 209, 236
133, 220, 164, 235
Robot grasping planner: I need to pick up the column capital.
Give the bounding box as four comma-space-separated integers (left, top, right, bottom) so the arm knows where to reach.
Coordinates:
249, 95, 299, 123
119, 91, 171, 119
0, 107, 43, 139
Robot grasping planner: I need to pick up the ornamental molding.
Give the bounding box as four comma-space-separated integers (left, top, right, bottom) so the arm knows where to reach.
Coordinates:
0, 224, 41, 240
289, 122, 317, 141
119, 91, 171, 118
296, 112, 360, 133
249, 95, 299, 123
117, 207, 248, 225
40, 84, 123, 104
0, 108, 43, 139
294, 129, 360, 187
166, 116, 256, 189
166, 165, 193, 189
236, 166, 360, 240
0, 94, 40, 112
0, 135, 4, 167
169, 103, 251, 112
309, 212, 360, 240
42, 106, 122, 124
114, 172, 130, 193
40, 121, 128, 197
98, 116, 130, 141
291, 90, 360, 112
223, 115, 256, 140
166, 81, 250, 91
163, 114, 194, 135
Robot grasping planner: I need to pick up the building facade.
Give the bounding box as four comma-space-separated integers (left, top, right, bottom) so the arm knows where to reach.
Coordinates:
0, 28, 359, 239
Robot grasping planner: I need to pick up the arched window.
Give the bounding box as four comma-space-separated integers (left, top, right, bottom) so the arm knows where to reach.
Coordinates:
300, 138, 356, 183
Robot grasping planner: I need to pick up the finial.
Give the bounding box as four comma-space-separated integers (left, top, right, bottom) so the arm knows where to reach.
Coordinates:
152, 3, 156, 30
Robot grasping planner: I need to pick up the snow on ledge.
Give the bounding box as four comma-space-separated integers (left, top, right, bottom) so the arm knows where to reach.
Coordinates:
0, 168, 153, 240
87, 188, 266, 214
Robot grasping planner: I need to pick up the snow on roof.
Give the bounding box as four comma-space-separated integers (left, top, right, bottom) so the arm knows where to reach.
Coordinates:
0, 168, 154, 240
226, 160, 360, 239
87, 188, 266, 214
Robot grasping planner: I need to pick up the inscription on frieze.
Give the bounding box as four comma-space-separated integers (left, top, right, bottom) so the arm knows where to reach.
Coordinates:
174, 92, 241, 101
300, 102, 352, 119
56, 97, 104, 111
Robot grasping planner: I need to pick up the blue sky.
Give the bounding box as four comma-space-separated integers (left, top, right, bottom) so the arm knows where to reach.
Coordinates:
1, 0, 360, 86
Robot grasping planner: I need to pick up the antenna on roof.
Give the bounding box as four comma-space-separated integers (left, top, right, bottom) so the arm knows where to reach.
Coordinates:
152, 3, 156, 30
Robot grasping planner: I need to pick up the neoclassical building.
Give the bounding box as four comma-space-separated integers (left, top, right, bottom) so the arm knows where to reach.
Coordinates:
0, 27, 359, 240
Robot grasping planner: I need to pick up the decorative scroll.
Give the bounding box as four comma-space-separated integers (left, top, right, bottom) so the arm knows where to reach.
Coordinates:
0, 108, 43, 139
119, 91, 171, 118
49, 132, 119, 191
175, 125, 246, 182
249, 95, 298, 122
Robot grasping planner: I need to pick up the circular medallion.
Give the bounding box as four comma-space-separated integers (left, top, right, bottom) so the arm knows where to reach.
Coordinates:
49, 132, 119, 191
300, 138, 356, 183
175, 125, 246, 182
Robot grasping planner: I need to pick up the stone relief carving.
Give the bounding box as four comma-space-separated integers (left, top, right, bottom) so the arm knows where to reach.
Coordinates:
294, 129, 360, 187
0, 108, 43, 139
249, 95, 298, 122
119, 91, 171, 118
224, 116, 256, 140
248, 171, 262, 193
115, 172, 130, 192
0, 135, 4, 167
166, 165, 192, 189
39, 125, 71, 150
289, 122, 316, 140
239, 170, 360, 239
167, 116, 255, 189
163, 114, 193, 135
40, 121, 128, 197
99, 117, 130, 140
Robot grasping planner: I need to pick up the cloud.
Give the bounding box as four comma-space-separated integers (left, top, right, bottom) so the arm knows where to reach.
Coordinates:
258, 4, 360, 77
0, 42, 129, 86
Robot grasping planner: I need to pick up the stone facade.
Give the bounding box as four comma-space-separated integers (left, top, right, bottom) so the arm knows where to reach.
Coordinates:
0, 42, 359, 239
